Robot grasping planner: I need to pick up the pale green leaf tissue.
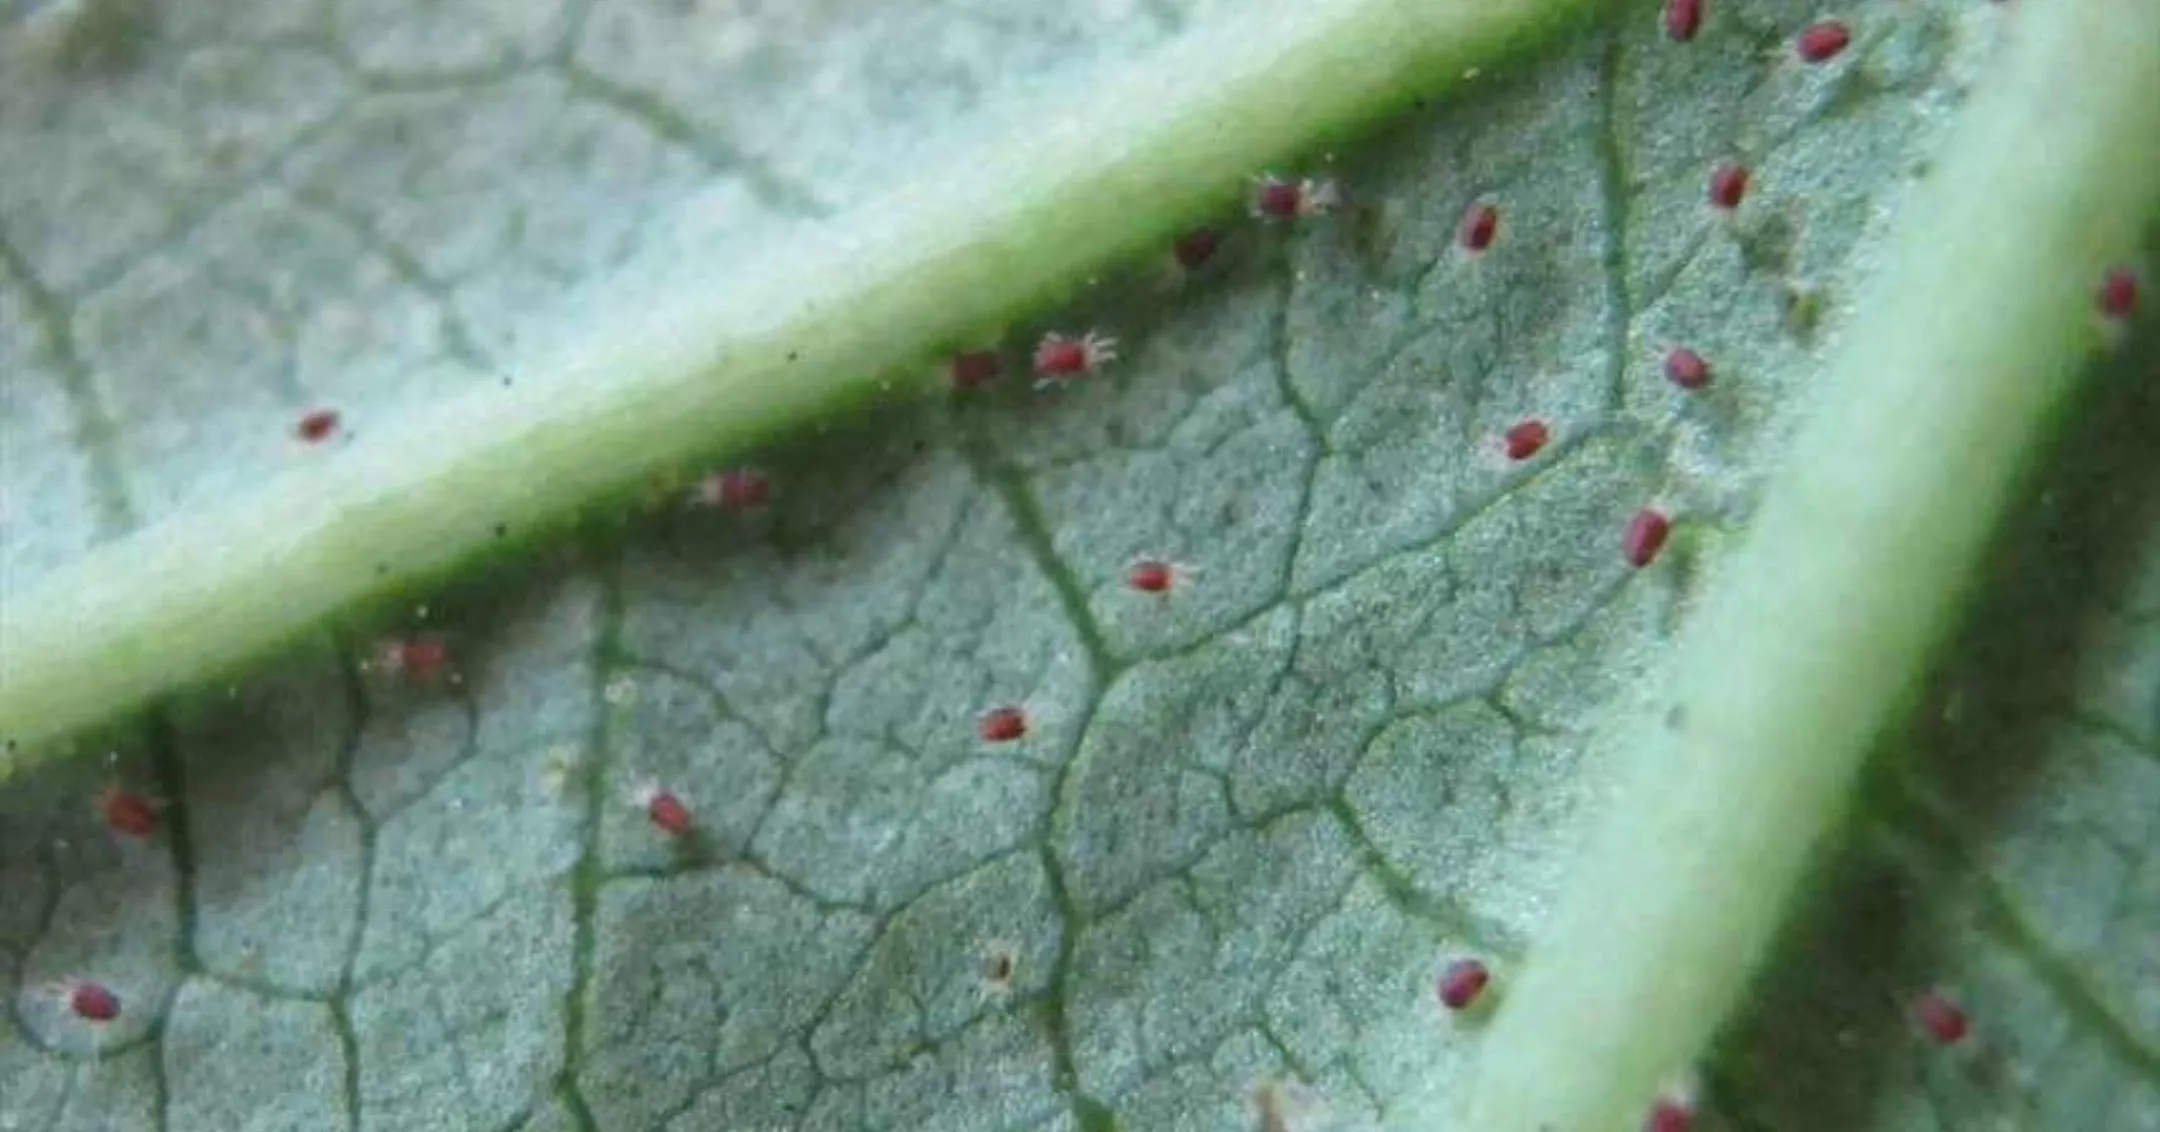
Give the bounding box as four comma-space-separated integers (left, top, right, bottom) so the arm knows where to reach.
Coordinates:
3, 0, 2158, 1130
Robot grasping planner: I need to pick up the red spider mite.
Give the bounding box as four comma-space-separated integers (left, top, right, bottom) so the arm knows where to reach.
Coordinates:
1127, 557, 1188, 594
100, 785, 162, 840
1624, 509, 1672, 568
978, 705, 1028, 743
1437, 958, 1490, 1010
51, 979, 122, 1024
1911, 990, 1970, 1045
1664, 347, 1712, 390
631, 781, 695, 837
1032, 331, 1118, 383
72, 981, 121, 1022
1503, 419, 1550, 461
1458, 202, 1499, 254
1708, 163, 1750, 211
1173, 228, 1222, 270
951, 350, 1003, 391
695, 467, 771, 512
1249, 174, 1341, 222
373, 633, 453, 684
2098, 268, 2140, 320
1664, 0, 1703, 42
295, 408, 341, 443
1795, 19, 1851, 64
1643, 1097, 1695, 1132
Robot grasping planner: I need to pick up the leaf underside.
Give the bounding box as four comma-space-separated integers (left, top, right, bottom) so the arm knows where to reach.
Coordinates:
3, 0, 2159, 1130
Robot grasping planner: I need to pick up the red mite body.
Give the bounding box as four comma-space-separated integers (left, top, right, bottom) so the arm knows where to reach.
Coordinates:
403, 636, 448, 673
1127, 559, 1176, 594
951, 351, 1003, 390
1458, 203, 1500, 253
102, 787, 161, 840
1032, 332, 1118, 383
1708, 163, 1750, 211
978, 705, 1028, 743
296, 408, 341, 443
1795, 19, 1851, 63
1437, 958, 1490, 1010
1503, 419, 1550, 461
1624, 509, 1672, 568
645, 789, 694, 837
69, 981, 121, 1023
2098, 268, 2140, 320
377, 633, 452, 684
1034, 338, 1088, 378
699, 468, 771, 512
1643, 1098, 1694, 1132
1664, 0, 1703, 42
1254, 177, 1304, 220
1664, 348, 1712, 390
1912, 990, 1970, 1045
1173, 228, 1222, 270
1249, 174, 1340, 222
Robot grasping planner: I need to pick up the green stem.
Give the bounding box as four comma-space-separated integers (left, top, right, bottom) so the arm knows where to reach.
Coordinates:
0, 0, 1612, 775
1460, 2, 2160, 1129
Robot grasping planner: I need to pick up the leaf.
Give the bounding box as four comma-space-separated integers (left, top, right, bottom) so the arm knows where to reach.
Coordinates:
1, 3, 2155, 1132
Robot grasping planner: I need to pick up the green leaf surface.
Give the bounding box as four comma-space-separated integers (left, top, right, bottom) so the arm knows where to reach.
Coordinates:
2, 0, 2155, 1129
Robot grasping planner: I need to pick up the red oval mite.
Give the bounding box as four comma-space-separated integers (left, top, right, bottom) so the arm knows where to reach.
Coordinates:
1911, 990, 1969, 1045
1624, 509, 1672, 568
1253, 177, 1304, 221
978, 705, 1029, 743
1437, 958, 1490, 1010
2097, 268, 2140, 320
697, 467, 771, 512
1127, 559, 1176, 594
295, 408, 341, 443
403, 636, 448, 673
1503, 419, 1550, 461
1032, 331, 1118, 383
1643, 1097, 1695, 1132
1249, 174, 1340, 221
374, 633, 453, 685
1708, 163, 1750, 211
1458, 202, 1499, 254
640, 786, 694, 837
1794, 19, 1851, 63
69, 980, 121, 1023
951, 350, 1002, 391
1664, 347, 1712, 391
101, 786, 161, 840
1173, 228, 1222, 270
1664, 0, 1704, 42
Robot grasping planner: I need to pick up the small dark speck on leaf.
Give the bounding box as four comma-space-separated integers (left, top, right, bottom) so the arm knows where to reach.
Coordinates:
1172, 227, 1222, 270
1665, 703, 1687, 730
493, 523, 508, 539
786, 350, 799, 362
982, 945, 1016, 986
1781, 283, 1825, 338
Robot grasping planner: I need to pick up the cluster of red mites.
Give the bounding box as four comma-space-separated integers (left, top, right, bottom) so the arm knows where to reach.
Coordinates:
219, 14, 2040, 1129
